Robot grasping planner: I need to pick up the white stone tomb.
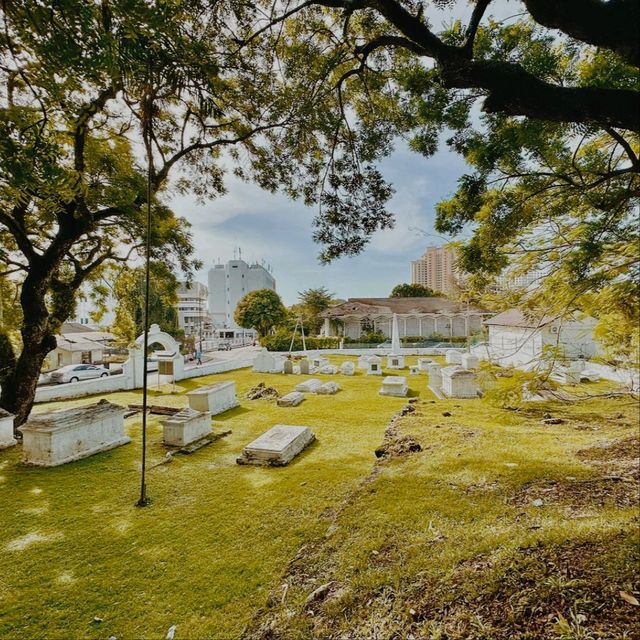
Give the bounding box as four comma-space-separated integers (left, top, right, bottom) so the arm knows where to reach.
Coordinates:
299, 358, 310, 375
387, 354, 405, 369
253, 349, 276, 373
160, 407, 211, 446
418, 358, 435, 371
19, 400, 129, 466
187, 380, 239, 416
357, 355, 371, 369
237, 424, 315, 466
283, 359, 294, 374
426, 362, 443, 391
295, 378, 323, 393
379, 376, 408, 397
445, 350, 463, 365
0, 409, 17, 449
318, 364, 338, 375
460, 353, 480, 370
409, 365, 420, 376
366, 355, 383, 376
442, 366, 479, 399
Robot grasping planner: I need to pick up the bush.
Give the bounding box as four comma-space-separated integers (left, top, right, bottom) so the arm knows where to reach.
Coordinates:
260, 329, 341, 351
343, 331, 386, 344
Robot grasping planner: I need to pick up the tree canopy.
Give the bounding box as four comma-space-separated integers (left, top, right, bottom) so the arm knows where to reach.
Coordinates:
234, 289, 287, 337
295, 287, 335, 334
390, 283, 436, 297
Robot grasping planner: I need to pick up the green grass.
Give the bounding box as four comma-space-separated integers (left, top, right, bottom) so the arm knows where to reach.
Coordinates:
1, 358, 637, 640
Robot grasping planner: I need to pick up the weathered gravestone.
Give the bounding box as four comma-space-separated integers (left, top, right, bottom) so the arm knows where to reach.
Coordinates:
340, 361, 355, 376
160, 407, 211, 446
236, 425, 315, 466
366, 355, 383, 376
460, 353, 480, 370
387, 355, 405, 369
445, 350, 463, 365
442, 366, 479, 399
19, 400, 129, 466
187, 381, 239, 416
299, 358, 310, 375
277, 391, 305, 407
253, 348, 276, 373
283, 359, 294, 375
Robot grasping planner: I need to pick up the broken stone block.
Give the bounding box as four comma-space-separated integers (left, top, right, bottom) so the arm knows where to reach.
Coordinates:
236, 425, 315, 466
316, 382, 340, 395
295, 379, 323, 393
340, 361, 355, 376
318, 364, 338, 375
277, 391, 305, 407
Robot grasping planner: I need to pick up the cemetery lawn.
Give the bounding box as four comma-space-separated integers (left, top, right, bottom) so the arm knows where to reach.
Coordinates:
0, 357, 638, 640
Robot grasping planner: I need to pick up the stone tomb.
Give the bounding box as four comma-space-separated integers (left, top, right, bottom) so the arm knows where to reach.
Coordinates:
187, 380, 239, 416
357, 355, 371, 369
299, 358, 310, 375
409, 365, 420, 376
283, 359, 294, 374
418, 358, 434, 371
316, 381, 340, 395
311, 356, 329, 369
296, 378, 323, 393
460, 353, 480, 370
0, 409, 17, 449
366, 355, 383, 376
445, 350, 463, 365
237, 425, 315, 466
379, 376, 409, 397
160, 407, 211, 447
426, 362, 443, 392
442, 366, 479, 399
387, 354, 405, 369
277, 391, 305, 407
318, 364, 338, 375
253, 348, 276, 373
19, 399, 129, 466
340, 361, 355, 376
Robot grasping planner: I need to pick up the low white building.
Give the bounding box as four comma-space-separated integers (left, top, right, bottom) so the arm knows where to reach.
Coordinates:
177, 281, 211, 337
484, 309, 598, 369
51, 324, 116, 368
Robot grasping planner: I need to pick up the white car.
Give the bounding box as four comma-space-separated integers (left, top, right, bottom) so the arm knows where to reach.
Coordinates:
50, 364, 110, 384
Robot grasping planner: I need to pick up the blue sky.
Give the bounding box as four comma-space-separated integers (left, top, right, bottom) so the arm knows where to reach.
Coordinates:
173, 140, 470, 306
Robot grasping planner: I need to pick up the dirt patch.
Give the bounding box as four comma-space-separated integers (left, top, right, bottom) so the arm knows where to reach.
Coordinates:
375, 435, 422, 459
577, 436, 640, 478
246, 382, 279, 400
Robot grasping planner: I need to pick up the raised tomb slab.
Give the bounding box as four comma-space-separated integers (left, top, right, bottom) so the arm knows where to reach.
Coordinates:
277, 391, 305, 407
0, 409, 17, 449
187, 381, 239, 416
295, 379, 322, 393
18, 399, 129, 466
160, 407, 211, 447
379, 376, 409, 397
236, 425, 315, 466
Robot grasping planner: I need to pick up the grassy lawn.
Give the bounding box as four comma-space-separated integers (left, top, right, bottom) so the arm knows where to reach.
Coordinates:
1, 357, 638, 640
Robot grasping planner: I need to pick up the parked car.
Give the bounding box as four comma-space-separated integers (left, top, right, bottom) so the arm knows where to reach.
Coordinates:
217, 341, 232, 351
49, 364, 110, 384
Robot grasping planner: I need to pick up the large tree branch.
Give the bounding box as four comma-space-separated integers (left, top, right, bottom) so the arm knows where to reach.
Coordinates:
523, 0, 640, 68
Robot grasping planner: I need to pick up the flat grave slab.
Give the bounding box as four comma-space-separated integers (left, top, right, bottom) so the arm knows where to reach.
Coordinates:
236, 424, 315, 466
277, 391, 305, 407
379, 376, 409, 397
295, 378, 322, 393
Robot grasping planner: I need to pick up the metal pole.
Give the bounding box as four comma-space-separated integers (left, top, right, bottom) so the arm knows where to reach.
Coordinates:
136, 61, 153, 508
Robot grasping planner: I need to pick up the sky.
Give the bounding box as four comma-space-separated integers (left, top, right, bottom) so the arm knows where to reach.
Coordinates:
171, 141, 470, 307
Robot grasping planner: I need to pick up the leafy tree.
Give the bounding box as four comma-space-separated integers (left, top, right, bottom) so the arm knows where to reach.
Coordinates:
252, 0, 639, 326
234, 289, 287, 337
297, 287, 335, 334
107, 265, 181, 347
390, 283, 436, 297
0, 0, 307, 426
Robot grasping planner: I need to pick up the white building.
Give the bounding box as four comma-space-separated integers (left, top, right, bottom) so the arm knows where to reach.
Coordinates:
484, 309, 598, 369
320, 297, 491, 339
177, 281, 211, 336
208, 259, 276, 330
410, 245, 459, 295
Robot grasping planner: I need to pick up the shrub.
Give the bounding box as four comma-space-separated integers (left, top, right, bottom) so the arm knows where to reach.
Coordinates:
260, 329, 341, 351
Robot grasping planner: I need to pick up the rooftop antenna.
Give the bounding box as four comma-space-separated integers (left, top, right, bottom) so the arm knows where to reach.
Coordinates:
238, 247, 242, 261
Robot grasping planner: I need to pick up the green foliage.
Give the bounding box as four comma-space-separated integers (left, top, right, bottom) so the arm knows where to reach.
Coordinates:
259, 328, 340, 351
109, 265, 181, 347
390, 283, 436, 297
295, 287, 335, 334
234, 289, 287, 337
